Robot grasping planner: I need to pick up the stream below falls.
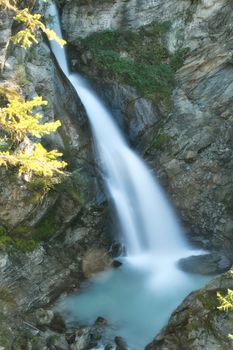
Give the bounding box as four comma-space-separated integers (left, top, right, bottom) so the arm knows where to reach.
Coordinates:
56, 257, 210, 349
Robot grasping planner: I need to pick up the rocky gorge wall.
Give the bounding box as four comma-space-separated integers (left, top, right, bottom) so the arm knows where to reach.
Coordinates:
0, 3, 115, 348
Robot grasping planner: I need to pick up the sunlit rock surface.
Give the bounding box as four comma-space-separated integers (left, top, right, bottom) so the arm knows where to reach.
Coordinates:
61, 0, 190, 41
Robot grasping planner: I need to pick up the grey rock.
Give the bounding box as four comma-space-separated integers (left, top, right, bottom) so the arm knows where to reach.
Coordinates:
97, 82, 159, 145
82, 248, 113, 278
146, 271, 233, 350
115, 336, 128, 350
0, 8, 14, 69
178, 253, 232, 275
61, 0, 190, 41
35, 309, 54, 326
49, 313, 66, 333
46, 333, 69, 350
70, 327, 95, 350
105, 345, 115, 350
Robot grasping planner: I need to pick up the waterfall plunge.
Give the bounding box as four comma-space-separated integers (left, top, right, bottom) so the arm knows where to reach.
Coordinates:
47, 5, 211, 348
47, 4, 194, 265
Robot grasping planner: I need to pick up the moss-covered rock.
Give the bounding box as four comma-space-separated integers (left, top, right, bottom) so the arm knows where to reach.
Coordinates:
71, 23, 188, 112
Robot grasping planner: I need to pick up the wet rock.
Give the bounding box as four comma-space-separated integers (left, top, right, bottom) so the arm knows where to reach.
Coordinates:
82, 248, 113, 278
47, 334, 69, 350
178, 253, 232, 275
35, 308, 54, 326
50, 313, 66, 333
115, 336, 128, 350
112, 260, 123, 268
67, 317, 111, 349
146, 271, 233, 350
97, 82, 159, 145
95, 316, 108, 326
65, 331, 76, 344
70, 327, 94, 350
105, 345, 115, 350
109, 242, 125, 257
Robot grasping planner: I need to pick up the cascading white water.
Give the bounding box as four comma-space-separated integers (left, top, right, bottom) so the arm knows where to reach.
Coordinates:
47, 4, 211, 348
48, 3, 194, 264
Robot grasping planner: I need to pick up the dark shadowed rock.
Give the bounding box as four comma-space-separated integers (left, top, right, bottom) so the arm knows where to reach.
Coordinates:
95, 316, 108, 326
105, 345, 115, 350
115, 336, 128, 350
65, 332, 76, 344
49, 313, 66, 333
112, 260, 123, 268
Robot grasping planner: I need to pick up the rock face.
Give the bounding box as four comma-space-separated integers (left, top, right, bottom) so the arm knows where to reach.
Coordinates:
0, 4, 112, 348
148, 0, 233, 253
178, 253, 232, 275
0, 205, 111, 311
0, 3, 98, 230
97, 82, 160, 147
146, 271, 233, 350
61, 0, 190, 41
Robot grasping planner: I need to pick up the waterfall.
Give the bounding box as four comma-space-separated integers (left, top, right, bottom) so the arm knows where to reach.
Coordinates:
47, 3, 200, 273
47, 5, 212, 348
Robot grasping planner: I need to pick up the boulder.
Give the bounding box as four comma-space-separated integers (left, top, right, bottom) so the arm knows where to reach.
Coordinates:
178, 253, 232, 275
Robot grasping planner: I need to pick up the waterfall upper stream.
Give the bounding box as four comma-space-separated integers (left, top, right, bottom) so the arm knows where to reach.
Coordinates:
48, 4, 211, 349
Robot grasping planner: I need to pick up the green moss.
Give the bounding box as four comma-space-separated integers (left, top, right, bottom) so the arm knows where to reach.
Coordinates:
26, 177, 52, 193
13, 239, 37, 252
0, 233, 37, 252
12, 224, 31, 236
13, 64, 28, 86
77, 22, 189, 110
153, 132, 170, 149
198, 291, 219, 311
11, 335, 28, 350
57, 170, 88, 205
170, 48, 190, 71
0, 225, 38, 252
0, 331, 10, 347
0, 223, 38, 253
33, 215, 55, 241
0, 235, 13, 250
0, 225, 7, 236
26, 177, 53, 205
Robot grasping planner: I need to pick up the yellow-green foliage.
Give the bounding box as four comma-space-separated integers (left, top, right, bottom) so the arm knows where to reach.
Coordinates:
0, 0, 66, 48
0, 94, 60, 142
0, 0, 16, 11
0, 143, 66, 177
0, 92, 67, 179
217, 289, 233, 339
12, 8, 66, 49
